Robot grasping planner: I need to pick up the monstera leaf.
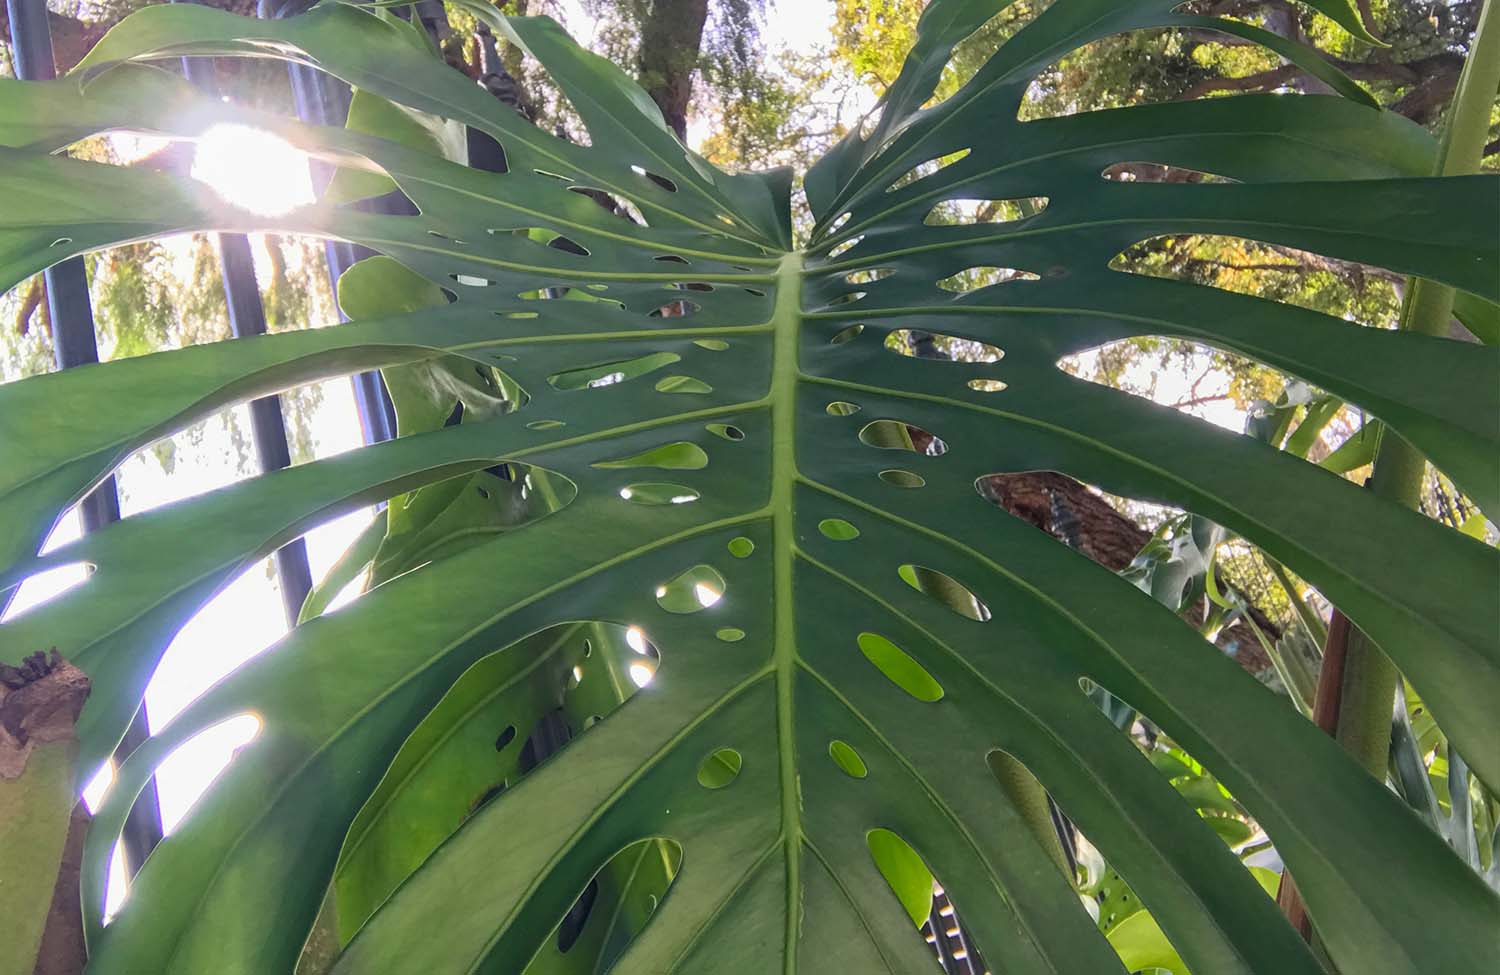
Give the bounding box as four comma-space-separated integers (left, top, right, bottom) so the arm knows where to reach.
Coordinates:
1, 1, 1497, 973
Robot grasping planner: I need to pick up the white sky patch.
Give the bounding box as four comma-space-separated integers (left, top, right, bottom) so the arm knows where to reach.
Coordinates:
152, 714, 262, 834
1064, 346, 1252, 433
1, 510, 85, 621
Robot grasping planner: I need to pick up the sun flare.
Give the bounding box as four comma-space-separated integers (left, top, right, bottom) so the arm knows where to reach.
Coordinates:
191, 124, 315, 217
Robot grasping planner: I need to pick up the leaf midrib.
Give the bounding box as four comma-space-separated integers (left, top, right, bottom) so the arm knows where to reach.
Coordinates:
770, 251, 806, 975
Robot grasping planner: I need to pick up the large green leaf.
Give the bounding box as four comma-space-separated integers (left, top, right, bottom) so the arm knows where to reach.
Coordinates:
0, 2, 1496, 974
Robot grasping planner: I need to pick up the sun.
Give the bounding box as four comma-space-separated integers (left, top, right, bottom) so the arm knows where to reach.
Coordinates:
190, 123, 316, 217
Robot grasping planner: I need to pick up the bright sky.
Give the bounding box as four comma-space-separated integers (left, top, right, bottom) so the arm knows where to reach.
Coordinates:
0, 0, 1251, 922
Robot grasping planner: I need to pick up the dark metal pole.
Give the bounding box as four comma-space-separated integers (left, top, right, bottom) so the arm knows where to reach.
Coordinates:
173, 17, 317, 626
258, 0, 399, 445
6, 0, 164, 874
213, 232, 317, 621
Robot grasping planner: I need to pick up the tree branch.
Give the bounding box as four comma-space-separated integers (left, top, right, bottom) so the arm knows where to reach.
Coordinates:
1179, 64, 1297, 100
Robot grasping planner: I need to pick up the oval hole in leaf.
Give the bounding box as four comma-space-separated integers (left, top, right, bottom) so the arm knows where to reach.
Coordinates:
859, 420, 948, 456
631, 165, 678, 192
716, 627, 746, 642
654, 254, 690, 264
519, 286, 625, 309
829, 740, 868, 779
526, 419, 566, 430
830, 323, 864, 345
1104, 238, 1397, 334
866, 829, 935, 927
594, 442, 708, 470
450, 273, 494, 287
629, 660, 657, 687
671, 281, 715, 292
828, 290, 867, 306
706, 423, 744, 441
818, 518, 860, 540
550, 837, 682, 962
649, 300, 701, 318
697, 748, 743, 789
886, 147, 971, 194
898, 565, 992, 622
693, 338, 729, 351
826, 400, 861, 416
886, 329, 1003, 364
556, 878, 599, 954
727, 536, 755, 558
879, 469, 925, 488
923, 196, 1049, 225
827, 234, 865, 259
569, 185, 647, 225
147, 715, 262, 832
547, 234, 590, 256
845, 267, 894, 285
549, 352, 680, 391
968, 379, 1008, 392
655, 564, 726, 614
1, 561, 94, 622
494, 725, 517, 752
857, 632, 943, 702
618, 483, 700, 505
936, 267, 1039, 293
1101, 162, 1237, 184
655, 375, 713, 394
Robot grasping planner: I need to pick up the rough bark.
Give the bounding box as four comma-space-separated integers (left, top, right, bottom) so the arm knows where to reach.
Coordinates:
0, 652, 91, 975
31, 806, 90, 975
636, 0, 710, 140
982, 471, 1153, 571
981, 472, 1277, 674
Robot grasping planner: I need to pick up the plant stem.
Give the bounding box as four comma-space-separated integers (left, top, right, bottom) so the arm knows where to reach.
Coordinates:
1331, 0, 1499, 781
1266, 558, 1326, 647
0, 654, 91, 975
1275, 3, 1499, 947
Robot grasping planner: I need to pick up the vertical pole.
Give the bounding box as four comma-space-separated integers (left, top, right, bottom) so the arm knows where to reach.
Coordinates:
5, 0, 164, 874
211, 230, 316, 621
174, 24, 316, 626
258, 0, 399, 445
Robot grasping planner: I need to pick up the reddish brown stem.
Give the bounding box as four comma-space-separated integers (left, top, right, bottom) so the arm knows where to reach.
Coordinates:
1276, 607, 1352, 941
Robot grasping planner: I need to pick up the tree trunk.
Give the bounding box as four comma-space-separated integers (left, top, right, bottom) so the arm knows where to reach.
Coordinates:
0, 652, 91, 975
1, 0, 260, 74
981, 472, 1277, 674
636, 0, 710, 140
31, 806, 89, 975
